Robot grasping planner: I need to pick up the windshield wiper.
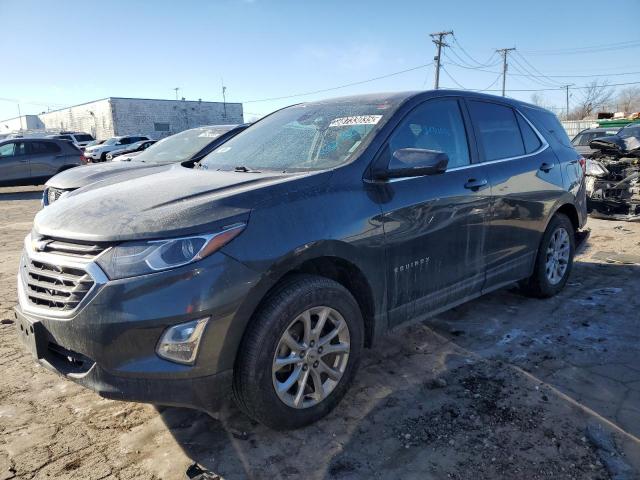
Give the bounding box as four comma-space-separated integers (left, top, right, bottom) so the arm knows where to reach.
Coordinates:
234, 165, 261, 173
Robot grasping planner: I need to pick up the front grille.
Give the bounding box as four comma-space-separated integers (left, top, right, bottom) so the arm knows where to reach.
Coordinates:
20, 237, 108, 313
24, 260, 93, 311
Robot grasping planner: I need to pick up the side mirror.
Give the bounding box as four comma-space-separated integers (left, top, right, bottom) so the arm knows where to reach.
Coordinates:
381, 148, 449, 179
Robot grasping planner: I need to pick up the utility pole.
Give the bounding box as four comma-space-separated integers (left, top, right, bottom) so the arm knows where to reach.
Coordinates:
173, 87, 180, 100
221, 79, 227, 119
496, 47, 516, 97
17, 103, 23, 131
430, 30, 453, 89
564, 84, 573, 120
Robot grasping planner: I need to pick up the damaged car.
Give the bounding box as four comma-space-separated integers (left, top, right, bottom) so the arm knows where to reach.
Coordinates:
585, 123, 640, 221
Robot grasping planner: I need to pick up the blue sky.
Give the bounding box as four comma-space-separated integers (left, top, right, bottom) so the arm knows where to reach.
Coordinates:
1, 0, 639, 122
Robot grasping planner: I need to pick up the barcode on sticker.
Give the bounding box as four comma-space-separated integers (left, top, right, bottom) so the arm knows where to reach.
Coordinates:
329, 115, 382, 127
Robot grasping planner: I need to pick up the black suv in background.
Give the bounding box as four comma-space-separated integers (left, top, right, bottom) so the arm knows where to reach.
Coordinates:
15, 90, 586, 429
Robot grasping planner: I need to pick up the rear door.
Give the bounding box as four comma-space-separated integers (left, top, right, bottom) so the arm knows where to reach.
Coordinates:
466, 99, 565, 290
27, 140, 63, 179
0, 141, 30, 185
378, 97, 491, 326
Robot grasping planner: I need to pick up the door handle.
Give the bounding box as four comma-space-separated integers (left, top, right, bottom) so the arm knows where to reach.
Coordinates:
464, 178, 488, 191
539, 162, 554, 172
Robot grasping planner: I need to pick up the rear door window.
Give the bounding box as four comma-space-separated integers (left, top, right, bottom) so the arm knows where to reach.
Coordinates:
516, 113, 542, 153
468, 101, 525, 161
29, 141, 61, 154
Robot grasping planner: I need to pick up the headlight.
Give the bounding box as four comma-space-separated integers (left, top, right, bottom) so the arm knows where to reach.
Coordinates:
96, 223, 245, 279
42, 187, 70, 206
585, 159, 608, 177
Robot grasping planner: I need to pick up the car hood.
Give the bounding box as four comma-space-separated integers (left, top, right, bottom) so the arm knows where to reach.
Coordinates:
34, 165, 315, 242
45, 161, 162, 190
590, 135, 640, 155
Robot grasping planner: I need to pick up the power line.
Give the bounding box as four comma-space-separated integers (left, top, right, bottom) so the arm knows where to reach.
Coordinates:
512, 51, 564, 87
443, 59, 640, 79
441, 66, 467, 89
451, 35, 500, 68
243, 62, 433, 103
521, 39, 640, 56
477, 74, 503, 92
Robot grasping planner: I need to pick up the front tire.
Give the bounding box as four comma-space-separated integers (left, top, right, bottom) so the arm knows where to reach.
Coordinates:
520, 213, 575, 298
232, 274, 363, 430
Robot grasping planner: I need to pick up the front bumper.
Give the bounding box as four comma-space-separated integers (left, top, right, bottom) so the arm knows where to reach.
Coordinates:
16, 249, 260, 413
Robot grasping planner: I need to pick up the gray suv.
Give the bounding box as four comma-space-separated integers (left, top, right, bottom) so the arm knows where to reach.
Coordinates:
15, 90, 586, 429
0, 138, 82, 187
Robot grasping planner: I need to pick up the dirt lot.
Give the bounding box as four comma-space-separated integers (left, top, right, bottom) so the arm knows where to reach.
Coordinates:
1, 186, 639, 480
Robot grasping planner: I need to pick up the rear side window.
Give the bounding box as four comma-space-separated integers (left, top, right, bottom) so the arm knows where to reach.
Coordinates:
388, 98, 470, 169
468, 101, 524, 161
30, 141, 61, 154
522, 106, 572, 148
516, 113, 542, 153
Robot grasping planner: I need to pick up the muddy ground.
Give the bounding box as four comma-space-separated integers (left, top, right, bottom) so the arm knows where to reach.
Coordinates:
0, 186, 639, 480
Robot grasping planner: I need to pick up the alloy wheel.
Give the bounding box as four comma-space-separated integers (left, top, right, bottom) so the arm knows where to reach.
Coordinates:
545, 227, 570, 285
272, 306, 350, 409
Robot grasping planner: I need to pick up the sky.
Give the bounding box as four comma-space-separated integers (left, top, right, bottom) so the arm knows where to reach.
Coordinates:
1, 0, 639, 122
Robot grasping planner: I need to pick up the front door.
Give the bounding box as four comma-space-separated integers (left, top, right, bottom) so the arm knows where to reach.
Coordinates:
376, 98, 491, 327
0, 141, 30, 186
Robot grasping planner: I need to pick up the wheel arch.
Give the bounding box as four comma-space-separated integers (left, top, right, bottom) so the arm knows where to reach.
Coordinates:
227, 242, 381, 373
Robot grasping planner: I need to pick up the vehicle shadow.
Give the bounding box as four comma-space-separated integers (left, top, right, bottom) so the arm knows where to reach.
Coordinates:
0, 186, 43, 201
158, 260, 640, 479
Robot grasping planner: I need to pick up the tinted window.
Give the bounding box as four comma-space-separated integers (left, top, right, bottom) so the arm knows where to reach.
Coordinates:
388, 99, 470, 169
73, 134, 94, 142
30, 141, 61, 154
516, 113, 542, 153
522, 106, 572, 148
468, 101, 524, 161
0, 143, 15, 158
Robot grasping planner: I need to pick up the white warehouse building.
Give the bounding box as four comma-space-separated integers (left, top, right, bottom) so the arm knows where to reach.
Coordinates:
1, 97, 244, 140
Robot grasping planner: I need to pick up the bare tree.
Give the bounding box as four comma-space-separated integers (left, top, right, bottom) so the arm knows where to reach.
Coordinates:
568, 80, 613, 120
530, 92, 545, 107
616, 86, 640, 113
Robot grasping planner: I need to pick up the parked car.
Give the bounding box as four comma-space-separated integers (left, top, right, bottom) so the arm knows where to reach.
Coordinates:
42, 124, 249, 205
83, 135, 150, 162
47, 132, 95, 150
106, 140, 156, 161
0, 138, 82, 187
571, 127, 620, 157
15, 91, 586, 429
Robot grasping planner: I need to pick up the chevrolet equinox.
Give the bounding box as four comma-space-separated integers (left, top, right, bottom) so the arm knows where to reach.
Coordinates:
15, 90, 587, 429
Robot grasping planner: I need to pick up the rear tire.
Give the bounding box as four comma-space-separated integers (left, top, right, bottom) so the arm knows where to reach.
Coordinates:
520, 213, 575, 298
232, 274, 363, 430
100, 152, 107, 162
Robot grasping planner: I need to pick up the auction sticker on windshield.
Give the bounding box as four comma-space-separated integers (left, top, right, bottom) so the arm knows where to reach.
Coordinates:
329, 115, 382, 127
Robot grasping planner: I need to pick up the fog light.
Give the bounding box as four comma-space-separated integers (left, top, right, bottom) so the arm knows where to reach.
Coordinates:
156, 317, 209, 365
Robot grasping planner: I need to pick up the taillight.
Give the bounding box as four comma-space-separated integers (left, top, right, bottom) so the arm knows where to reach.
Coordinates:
80, 154, 88, 164
578, 157, 586, 176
